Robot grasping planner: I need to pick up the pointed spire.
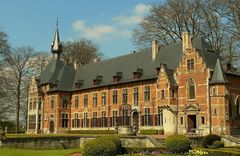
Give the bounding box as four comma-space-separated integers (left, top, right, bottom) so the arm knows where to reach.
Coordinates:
210, 59, 228, 84
51, 20, 62, 59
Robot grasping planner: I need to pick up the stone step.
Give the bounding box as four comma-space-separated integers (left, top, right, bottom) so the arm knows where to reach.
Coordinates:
146, 136, 163, 147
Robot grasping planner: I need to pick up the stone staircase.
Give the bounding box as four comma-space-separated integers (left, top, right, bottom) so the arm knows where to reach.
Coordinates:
221, 135, 240, 147
146, 136, 164, 147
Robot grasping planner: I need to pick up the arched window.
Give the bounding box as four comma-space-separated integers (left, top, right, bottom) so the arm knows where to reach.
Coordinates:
187, 78, 195, 99
236, 97, 240, 117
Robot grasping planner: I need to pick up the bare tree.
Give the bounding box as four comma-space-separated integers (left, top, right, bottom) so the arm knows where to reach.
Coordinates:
133, 0, 239, 65
3, 47, 33, 133
61, 38, 102, 66
0, 29, 11, 123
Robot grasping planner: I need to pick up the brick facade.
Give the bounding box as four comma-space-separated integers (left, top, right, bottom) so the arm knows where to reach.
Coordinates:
27, 31, 240, 135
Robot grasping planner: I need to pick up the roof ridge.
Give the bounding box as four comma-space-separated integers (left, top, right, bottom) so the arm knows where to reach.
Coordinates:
79, 50, 149, 68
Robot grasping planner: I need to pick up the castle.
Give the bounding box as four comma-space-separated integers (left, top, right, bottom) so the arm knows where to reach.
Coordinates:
27, 27, 240, 135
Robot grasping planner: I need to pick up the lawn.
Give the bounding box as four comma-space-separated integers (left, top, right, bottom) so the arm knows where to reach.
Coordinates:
0, 148, 81, 156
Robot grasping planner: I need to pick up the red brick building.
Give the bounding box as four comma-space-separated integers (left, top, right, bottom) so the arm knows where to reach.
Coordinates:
27, 28, 240, 135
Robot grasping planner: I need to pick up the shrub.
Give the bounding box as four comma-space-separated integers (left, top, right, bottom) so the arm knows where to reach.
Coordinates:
201, 134, 221, 148
82, 138, 117, 156
165, 135, 191, 154
210, 140, 224, 148
99, 136, 122, 154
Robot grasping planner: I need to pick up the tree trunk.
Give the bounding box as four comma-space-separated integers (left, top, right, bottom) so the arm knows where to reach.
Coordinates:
15, 75, 21, 133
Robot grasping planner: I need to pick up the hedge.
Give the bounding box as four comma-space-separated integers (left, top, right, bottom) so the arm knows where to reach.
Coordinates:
139, 129, 164, 135
99, 136, 122, 154
82, 138, 117, 156
201, 134, 221, 148
68, 130, 115, 134
165, 135, 191, 154
204, 148, 240, 156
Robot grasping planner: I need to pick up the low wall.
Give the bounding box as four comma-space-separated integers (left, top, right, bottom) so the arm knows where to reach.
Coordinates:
1, 136, 81, 149
0, 135, 156, 149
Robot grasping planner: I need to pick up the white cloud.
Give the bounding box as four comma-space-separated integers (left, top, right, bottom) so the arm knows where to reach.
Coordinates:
114, 15, 142, 25
72, 3, 151, 40
73, 20, 85, 31
114, 3, 150, 25
85, 25, 116, 39
73, 20, 117, 39
134, 3, 151, 14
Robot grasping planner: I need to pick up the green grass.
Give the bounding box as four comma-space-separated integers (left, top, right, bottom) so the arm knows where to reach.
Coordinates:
0, 148, 81, 156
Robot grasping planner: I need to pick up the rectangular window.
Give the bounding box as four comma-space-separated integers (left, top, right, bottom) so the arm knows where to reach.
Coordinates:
144, 85, 150, 102
83, 112, 88, 127
180, 117, 183, 125
93, 93, 98, 107
112, 110, 118, 127
157, 110, 163, 126
144, 108, 150, 126
61, 113, 69, 128
201, 116, 205, 124
214, 108, 217, 115
74, 113, 79, 128
38, 98, 42, 110
29, 98, 33, 110
112, 90, 118, 104
38, 114, 41, 130
122, 89, 128, 104
170, 89, 175, 99
161, 90, 165, 99
187, 59, 194, 70
84, 94, 88, 108
33, 98, 36, 110
62, 96, 68, 108
133, 87, 139, 106
102, 92, 106, 106
75, 96, 79, 109
28, 115, 36, 129
101, 111, 107, 127
50, 97, 54, 109
92, 112, 98, 127
212, 87, 216, 96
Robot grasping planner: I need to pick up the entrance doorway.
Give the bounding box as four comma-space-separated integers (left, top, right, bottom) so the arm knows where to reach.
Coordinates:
49, 121, 54, 133
132, 112, 139, 131
187, 115, 196, 132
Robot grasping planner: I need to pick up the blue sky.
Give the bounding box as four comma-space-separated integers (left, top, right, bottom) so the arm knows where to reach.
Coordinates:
0, 0, 159, 58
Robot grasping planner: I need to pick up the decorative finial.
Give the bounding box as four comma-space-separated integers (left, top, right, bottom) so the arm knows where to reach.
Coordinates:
56, 18, 58, 29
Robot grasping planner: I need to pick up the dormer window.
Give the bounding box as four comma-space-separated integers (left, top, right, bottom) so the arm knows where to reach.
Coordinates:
51, 80, 59, 89
156, 68, 160, 75
75, 79, 83, 89
133, 68, 143, 79
93, 75, 103, 85
113, 72, 122, 83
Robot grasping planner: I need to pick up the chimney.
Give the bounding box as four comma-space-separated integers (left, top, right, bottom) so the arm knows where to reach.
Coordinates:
93, 58, 98, 63
74, 61, 80, 70
152, 40, 158, 60
182, 32, 192, 52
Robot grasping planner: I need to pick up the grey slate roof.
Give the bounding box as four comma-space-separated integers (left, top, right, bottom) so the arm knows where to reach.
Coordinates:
73, 50, 158, 90
38, 59, 75, 91
210, 59, 229, 84
39, 36, 226, 91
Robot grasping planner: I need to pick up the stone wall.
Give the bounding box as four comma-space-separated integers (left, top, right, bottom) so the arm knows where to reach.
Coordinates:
0, 135, 156, 149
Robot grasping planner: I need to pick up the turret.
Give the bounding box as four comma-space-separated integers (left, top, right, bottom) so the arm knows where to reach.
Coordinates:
51, 21, 62, 59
